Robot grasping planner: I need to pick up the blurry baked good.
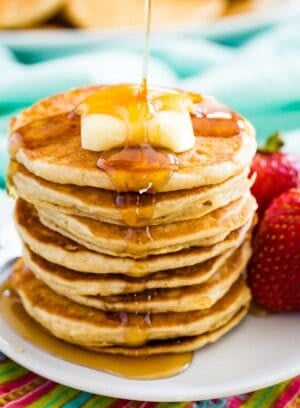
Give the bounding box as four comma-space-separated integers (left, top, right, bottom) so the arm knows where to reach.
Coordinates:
64, 0, 226, 29
225, 0, 278, 16
0, 0, 64, 29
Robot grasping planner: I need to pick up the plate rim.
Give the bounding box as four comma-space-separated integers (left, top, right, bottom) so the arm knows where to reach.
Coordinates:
0, 297, 300, 401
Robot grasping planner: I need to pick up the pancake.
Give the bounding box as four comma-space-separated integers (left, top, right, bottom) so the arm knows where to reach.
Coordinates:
0, 0, 63, 28
25, 242, 251, 313
64, 0, 226, 29
23, 245, 237, 296
36, 193, 257, 257
12, 161, 253, 226
93, 307, 248, 356
11, 259, 251, 349
15, 199, 253, 276
9, 86, 257, 193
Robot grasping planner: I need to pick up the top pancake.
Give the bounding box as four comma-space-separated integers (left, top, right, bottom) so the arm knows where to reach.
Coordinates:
9, 86, 257, 193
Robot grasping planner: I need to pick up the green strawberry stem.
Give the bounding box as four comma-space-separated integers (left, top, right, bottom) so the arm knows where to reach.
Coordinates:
258, 131, 284, 154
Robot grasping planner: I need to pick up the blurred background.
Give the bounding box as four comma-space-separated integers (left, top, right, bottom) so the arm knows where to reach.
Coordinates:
1, 0, 300, 187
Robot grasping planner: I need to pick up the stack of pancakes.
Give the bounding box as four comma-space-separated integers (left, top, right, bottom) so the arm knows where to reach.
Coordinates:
8, 85, 257, 356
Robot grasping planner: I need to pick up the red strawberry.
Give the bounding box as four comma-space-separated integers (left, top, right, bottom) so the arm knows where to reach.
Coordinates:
250, 132, 300, 218
248, 188, 300, 312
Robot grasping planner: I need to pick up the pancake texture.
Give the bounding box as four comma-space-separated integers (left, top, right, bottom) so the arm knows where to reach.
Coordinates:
8, 84, 257, 358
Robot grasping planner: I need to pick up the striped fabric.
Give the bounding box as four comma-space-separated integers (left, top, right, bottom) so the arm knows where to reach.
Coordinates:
0, 353, 299, 408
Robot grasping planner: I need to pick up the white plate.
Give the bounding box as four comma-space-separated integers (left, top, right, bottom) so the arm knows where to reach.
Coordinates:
0, 192, 299, 402
1, 0, 300, 51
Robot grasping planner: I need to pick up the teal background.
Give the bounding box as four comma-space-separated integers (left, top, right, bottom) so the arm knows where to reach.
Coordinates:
1, 21, 300, 188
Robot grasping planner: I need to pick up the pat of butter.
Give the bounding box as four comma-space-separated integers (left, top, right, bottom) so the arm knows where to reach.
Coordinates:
81, 114, 127, 151
79, 86, 196, 153
147, 110, 195, 153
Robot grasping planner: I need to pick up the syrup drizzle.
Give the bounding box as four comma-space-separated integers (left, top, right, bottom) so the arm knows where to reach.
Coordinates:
142, 0, 152, 86
97, 144, 179, 226
97, 145, 179, 193
115, 192, 155, 227
93, 0, 180, 221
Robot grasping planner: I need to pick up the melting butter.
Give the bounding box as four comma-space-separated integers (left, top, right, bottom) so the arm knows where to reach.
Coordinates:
77, 84, 195, 153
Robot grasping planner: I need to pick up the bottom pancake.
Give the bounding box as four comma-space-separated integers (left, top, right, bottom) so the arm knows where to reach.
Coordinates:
10, 259, 251, 351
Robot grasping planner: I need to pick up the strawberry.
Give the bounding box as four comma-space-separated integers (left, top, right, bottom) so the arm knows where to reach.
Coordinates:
250, 132, 300, 218
248, 188, 300, 312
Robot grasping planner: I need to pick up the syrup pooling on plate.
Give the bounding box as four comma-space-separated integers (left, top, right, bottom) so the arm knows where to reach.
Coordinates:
0, 283, 192, 379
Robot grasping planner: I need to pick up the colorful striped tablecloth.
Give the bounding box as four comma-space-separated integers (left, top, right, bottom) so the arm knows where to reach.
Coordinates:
0, 353, 299, 408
